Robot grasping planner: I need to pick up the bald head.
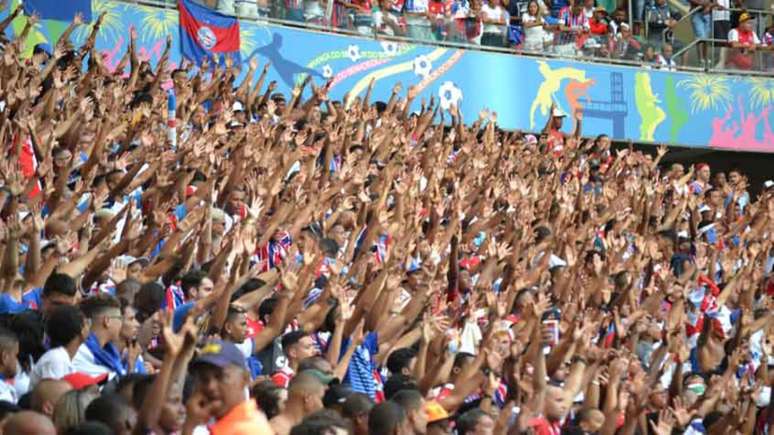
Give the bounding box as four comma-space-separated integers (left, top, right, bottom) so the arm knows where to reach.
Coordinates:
3, 411, 56, 435
288, 371, 325, 397
32, 379, 73, 416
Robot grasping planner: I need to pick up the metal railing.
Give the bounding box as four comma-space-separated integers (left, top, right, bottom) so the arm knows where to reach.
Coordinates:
114, 0, 774, 76
670, 6, 774, 74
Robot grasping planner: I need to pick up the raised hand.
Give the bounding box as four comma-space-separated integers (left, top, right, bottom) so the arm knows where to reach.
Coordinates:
648, 409, 676, 435
109, 258, 128, 284
280, 269, 299, 293
161, 311, 184, 357
670, 396, 691, 428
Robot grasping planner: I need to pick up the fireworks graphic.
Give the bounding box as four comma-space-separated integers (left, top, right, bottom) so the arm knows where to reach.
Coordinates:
137, 6, 178, 43
239, 26, 259, 59
74, 1, 124, 44
677, 75, 732, 113
747, 77, 774, 111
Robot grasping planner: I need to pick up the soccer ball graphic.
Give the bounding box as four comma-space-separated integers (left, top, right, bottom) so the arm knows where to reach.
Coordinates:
347, 45, 361, 62
413, 55, 432, 78
438, 81, 463, 111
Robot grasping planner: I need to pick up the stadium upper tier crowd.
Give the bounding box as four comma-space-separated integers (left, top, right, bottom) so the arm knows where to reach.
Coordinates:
0, 5, 773, 435
205, 0, 774, 71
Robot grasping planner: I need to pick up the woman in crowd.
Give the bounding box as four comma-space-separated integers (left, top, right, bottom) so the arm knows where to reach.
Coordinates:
522, 0, 549, 52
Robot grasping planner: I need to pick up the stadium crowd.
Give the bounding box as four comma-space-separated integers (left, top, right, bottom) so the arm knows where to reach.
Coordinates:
0, 5, 773, 435
203, 0, 774, 71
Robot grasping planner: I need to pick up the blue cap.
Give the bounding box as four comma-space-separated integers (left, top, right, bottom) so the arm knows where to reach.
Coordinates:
192, 339, 247, 370
33, 43, 52, 56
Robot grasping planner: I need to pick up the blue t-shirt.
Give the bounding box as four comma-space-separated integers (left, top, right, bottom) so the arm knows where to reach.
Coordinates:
0, 294, 28, 314
342, 332, 379, 399
172, 302, 195, 332
0, 288, 44, 314
23, 287, 43, 310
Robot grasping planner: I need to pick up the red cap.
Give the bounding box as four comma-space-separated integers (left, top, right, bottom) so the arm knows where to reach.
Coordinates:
185, 185, 198, 198
63, 372, 109, 389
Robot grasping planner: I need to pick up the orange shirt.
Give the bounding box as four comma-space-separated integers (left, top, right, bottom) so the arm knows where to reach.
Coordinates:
210, 400, 273, 435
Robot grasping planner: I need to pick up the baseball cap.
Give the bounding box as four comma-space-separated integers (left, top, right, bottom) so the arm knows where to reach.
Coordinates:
739, 12, 752, 23
425, 401, 449, 423
130, 257, 150, 267
192, 339, 247, 370
118, 255, 150, 268
551, 107, 567, 118
33, 43, 52, 56
763, 180, 773, 189
64, 372, 109, 390
94, 209, 116, 220
305, 369, 338, 385
323, 383, 353, 407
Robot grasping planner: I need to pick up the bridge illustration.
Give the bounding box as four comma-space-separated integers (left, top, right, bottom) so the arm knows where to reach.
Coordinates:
582, 73, 628, 138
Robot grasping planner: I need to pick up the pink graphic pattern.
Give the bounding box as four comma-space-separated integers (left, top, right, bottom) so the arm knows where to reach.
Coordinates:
329, 59, 390, 90
413, 50, 464, 94
100, 37, 177, 76
708, 97, 774, 152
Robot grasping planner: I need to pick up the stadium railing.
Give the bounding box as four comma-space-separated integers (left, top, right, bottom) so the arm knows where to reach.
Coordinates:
114, 0, 774, 76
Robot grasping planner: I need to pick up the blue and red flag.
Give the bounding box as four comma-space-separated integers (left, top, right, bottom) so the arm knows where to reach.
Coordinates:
178, 0, 241, 65
23, 0, 92, 22
602, 322, 616, 348
253, 231, 292, 272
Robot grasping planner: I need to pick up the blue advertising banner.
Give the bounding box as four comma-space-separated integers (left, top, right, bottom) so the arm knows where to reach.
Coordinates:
4, 0, 774, 152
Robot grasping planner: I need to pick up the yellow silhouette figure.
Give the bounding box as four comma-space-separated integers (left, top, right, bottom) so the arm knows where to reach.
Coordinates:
634, 72, 665, 141
10, 0, 48, 59
529, 61, 588, 129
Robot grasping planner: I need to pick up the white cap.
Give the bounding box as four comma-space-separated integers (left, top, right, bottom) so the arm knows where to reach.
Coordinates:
232, 101, 245, 112
552, 107, 567, 118
764, 180, 773, 189
549, 254, 567, 268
